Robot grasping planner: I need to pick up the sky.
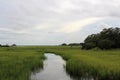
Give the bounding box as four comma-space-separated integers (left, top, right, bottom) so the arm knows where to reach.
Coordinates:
0, 0, 120, 45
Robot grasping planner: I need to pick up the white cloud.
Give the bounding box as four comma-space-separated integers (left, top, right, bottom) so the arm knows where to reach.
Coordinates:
0, 27, 30, 34
49, 0, 75, 14
34, 24, 50, 30
99, 23, 113, 29
56, 17, 103, 33
0, 0, 120, 45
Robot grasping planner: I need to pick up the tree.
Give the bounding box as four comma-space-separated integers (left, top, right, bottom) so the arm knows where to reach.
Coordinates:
61, 43, 67, 46
82, 27, 120, 49
68, 43, 80, 46
12, 44, 17, 47
82, 42, 96, 49
98, 39, 114, 49
84, 34, 100, 46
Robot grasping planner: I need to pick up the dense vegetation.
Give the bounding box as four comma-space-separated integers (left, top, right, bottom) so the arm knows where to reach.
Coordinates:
82, 27, 120, 49
0, 46, 120, 80
45, 46, 120, 80
61, 43, 81, 46
0, 47, 44, 80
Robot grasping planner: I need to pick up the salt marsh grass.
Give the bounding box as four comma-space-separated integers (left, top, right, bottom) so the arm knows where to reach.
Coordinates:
45, 46, 120, 80
0, 47, 44, 80
0, 46, 120, 80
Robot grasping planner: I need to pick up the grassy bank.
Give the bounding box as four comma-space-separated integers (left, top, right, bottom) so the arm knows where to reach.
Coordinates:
0, 46, 120, 80
0, 46, 44, 80
44, 46, 120, 80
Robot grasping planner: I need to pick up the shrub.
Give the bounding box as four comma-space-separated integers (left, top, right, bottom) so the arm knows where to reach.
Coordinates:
82, 27, 120, 49
83, 42, 96, 49
98, 39, 114, 49
61, 43, 67, 46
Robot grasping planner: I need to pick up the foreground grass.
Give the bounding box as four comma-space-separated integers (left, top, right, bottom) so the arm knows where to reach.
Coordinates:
0, 47, 44, 80
44, 46, 120, 80
0, 46, 120, 80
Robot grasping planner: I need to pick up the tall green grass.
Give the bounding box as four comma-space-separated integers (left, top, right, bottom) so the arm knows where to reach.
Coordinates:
0, 46, 120, 80
45, 46, 120, 80
0, 47, 44, 80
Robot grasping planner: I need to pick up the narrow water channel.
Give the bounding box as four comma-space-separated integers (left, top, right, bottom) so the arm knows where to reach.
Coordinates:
30, 53, 93, 80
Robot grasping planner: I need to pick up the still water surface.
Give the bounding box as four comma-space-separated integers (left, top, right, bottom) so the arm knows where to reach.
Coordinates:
30, 53, 93, 80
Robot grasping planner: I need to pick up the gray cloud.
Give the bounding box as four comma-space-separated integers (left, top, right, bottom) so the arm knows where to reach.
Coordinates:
0, 0, 120, 45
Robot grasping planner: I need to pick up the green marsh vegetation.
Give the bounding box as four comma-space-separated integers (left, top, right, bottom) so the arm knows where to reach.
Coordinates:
0, 45, 120, 80
0, 46, 44, 80
45, 46, 120, 80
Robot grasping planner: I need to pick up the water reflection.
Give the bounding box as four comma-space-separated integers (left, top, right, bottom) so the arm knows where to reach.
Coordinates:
30, 53, 94, 80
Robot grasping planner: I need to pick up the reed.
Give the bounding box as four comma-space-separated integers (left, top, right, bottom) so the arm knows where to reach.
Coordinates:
45, 46, 120, 80
0, 46, 120, 80
0, 47, 44, 80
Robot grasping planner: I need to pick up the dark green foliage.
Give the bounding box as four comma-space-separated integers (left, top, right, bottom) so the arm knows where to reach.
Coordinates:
0, 44, 17, 47
68, 43, 81, 46
61, 43, 67, 46
85, 34, 100, 45
82, 42, 96, 49
1, 44, 10, 47
98, 39, 114, 49
82, 27, 120, 49
11, 44, 17, 47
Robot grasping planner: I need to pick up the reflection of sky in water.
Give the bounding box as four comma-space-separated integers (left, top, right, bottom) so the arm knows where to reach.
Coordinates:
30, 53, 94, 80
30, 53, 72, 80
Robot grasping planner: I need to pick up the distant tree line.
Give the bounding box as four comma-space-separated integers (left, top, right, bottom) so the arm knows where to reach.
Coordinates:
0, 44, 16, 47
61, 43, 81, 46
82, 27, 120, 49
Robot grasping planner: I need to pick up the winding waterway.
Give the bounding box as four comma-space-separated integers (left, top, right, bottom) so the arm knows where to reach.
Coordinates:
30, 53, 93, 80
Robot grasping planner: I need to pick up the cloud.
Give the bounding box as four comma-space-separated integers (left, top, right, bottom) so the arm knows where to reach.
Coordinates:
48, 0, 75, 14
34, 24, 51, 30
0, 27, 30, 34
99, 23, 113, 29
0, 0, 120, 44
56, 17, 103, 33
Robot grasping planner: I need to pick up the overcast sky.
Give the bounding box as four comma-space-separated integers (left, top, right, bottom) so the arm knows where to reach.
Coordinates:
0, 0, 120, 45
